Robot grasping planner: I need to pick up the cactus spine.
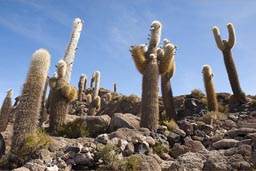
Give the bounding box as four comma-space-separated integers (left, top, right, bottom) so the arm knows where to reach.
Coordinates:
11, 49, 50, 154
63, 18, 83, 83
0, 89, 13, 132
49, 60, 77, 134
78, 74, 86, 101
212, 23, 247, 104
88, 71, 101, 116
202, 65, 218, 111
130, 21, 176, 129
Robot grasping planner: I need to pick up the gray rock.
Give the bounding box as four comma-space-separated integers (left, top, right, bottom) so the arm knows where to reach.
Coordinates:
24, 161, 46, 171
86, 115, 111, 137
169, 152, 206, 171
170, 143, 190, 159
184, 137, 206, 152
212, 139, 239, 149
124, 142, 134, 156
73, 152, 94, 165
95, 133, 109, 144
130, 154, 161, 171
167, 132, 181, 146
227, 128, 256, 138
110, 113, 140, 131
134, 142, 150, 154
173, 128, 186, 137
177, 120, 194, 136
37, 148, 52, 164
64, 143, 83, 153
109, 128, 146, 143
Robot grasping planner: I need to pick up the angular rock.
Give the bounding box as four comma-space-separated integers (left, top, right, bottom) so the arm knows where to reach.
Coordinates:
109, 113, 140, 131
227, 128, 256, 138
124, 142, 134, 156
173, 128, 186, 137
109, 128, 146, 143
167, 132, 180, 146
177, 120, 194, 136
212, 139, 239, 149
130, 154, 161, 171
170, 143, 190, 159
86, 115, 111, 137
184, 137, 206, 152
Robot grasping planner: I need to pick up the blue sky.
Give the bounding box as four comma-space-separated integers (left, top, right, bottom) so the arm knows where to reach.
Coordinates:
0, 0, 256, 103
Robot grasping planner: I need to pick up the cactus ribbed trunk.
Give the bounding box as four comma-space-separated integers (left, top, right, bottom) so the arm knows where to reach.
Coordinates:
49, 79, 69, 134
222, 41, 246, 103
39, 77, 49, 126
203, 65, 218, 111
11, 49, 50, 154
141, 57, 159, 129
63, 18, 83, 83
0, 92, 12, 132
161, 75, 176, 120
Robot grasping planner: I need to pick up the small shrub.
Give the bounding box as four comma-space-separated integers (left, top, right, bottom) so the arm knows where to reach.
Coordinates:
198, 111, 227, 124
57, 118, 89, 138
191, 89, 205, 99
123, 94, 139, 104
152, 141, 168, 155
218, 103, 229, 113
124, 155, 141, 171
162, 119, 179, 131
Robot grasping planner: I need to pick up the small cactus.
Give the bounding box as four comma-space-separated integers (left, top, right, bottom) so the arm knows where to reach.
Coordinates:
88, 71, 101, 116
202, 65, 218, 111
212, 23, 247, 104
0, 89, 13, 132
49, 60, 77, 134
114, 83, 117, 93
130, 21, 176, 129
11, 49, 50, 154
78, 74, 86, 101
63, 18, 83, 83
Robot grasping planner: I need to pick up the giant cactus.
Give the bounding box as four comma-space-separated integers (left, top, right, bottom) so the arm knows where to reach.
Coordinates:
78, 74, 86, 101
0, 89, 13, 132
130, 21, 176, 129
202, 65, 218, 111
88, 71, 101, 116
212, 23, 247, 104
63, 18, 83, 83
11, 49, 50, 154
49, 60, 77, 134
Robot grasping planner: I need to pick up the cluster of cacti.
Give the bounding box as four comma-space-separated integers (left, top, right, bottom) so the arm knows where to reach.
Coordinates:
0, 89, 13, 132
130, 21, 176, 129
48, 60, 77, 134
11, 49, 50, 155
202, 65, 218, 111
63, 18, 83, 83
87, 71, 101, 116
78, 73, 86, 101
212, 23, 247, 104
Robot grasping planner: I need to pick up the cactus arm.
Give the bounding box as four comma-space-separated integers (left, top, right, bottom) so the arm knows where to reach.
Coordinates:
63, 18, 83, 83
227, 23, 235, 48
212, 26, 225, 51
159, 42, 176, 75
78, 74, 86, 101
166, 61, 176, 80
130, 46, 147, 74
148, 21, 162, 54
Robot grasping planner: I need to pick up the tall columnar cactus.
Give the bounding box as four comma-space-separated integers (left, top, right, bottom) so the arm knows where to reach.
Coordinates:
90, 72, 96, 88
212, 23, 247, 104
83, 74, 87, 91
63, 18, 83, 83
202, 65, 218, 111
130, 21, 176, 129
39, 76, 49, 126
88, 71, 101, 116
0, 89, 13, 132
49, 60, 77, 134
78, 74, 86, 101
11, 49, 50, 154
114, 83, 117, 93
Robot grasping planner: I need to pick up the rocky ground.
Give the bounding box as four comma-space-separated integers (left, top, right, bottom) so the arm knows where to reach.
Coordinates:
1, 88, 256, 171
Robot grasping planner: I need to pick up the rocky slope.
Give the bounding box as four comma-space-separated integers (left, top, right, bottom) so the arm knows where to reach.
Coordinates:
1, 88, 256, 171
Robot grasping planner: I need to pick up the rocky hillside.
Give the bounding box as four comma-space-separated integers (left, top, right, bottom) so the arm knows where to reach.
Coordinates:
1, 88, 256, 171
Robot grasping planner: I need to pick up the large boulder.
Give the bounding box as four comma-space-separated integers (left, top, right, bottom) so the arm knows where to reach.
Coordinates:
85, 115, 111, 137
110, 113, 140, 131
